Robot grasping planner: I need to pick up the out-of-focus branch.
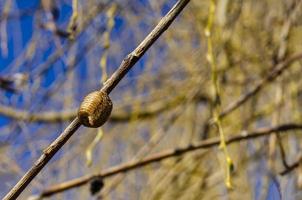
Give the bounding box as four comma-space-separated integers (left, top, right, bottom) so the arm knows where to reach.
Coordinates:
201, 51, 302, 138
32, 2, 109, 76
37, 123, 302, 198
220, 51, 302, 119
0, 92, 208, 123
0, 0, 12, 57
280, 155, 302, 176
2, 50, 302, 124
3, 0, 191, 199
0, 8, 37, 21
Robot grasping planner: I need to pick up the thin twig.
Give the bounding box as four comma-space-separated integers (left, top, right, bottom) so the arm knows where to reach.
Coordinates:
276, 133, 290, 169
280, 155, 302, 175
220, 52, 302, 118
3, 0, 191, 199
200, 51, 302, 138
38, 123, 302, 198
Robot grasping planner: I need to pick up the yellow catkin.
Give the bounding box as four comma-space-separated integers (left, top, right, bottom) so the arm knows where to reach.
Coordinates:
205, 0, 234, 189
67, 0, 79, 39
100, 4, 117, 84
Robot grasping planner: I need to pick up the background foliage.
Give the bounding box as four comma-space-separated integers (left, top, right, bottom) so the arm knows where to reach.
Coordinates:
0, 0, 302, 199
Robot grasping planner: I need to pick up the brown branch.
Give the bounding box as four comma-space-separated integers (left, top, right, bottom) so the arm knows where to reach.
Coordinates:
280, 155, 302, 176
201, 51, 302, 139
37, 123, 302, 198
0, 92, 208, 123
276, 133, 290, 169
3, 0, 191, 199
220, 52, 302, 119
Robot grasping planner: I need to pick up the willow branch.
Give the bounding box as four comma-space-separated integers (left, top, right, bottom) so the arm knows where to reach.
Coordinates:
2, 51, 302, 124
37, 123, 302, 198
280, 155, 302, 175
3, 0, 191, 199
0, 92, 208, 123
219, 52, 302, 118
200, 51, 302, 138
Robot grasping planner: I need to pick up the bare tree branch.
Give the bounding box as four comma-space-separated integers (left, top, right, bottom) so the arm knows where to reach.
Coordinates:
37, 123, 302, 198
1, 51, 302, 125
220, 52, 302, 118
280, 155, 302, 175
0, 92, 208, 123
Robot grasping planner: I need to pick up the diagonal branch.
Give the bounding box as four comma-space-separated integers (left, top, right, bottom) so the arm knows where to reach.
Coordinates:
280, 155, 302, 175
3, 0, 191, 199
220, 52, 302, 118
38, 123, 302, 198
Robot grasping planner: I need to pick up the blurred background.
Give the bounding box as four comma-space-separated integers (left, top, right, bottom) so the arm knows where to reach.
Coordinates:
0, 0, 302, 199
